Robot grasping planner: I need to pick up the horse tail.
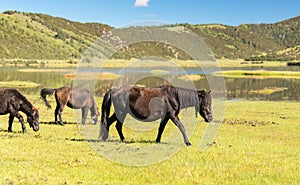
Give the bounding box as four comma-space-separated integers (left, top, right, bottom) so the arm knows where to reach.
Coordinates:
99, 89, 113, 140
40, 88, 57, 109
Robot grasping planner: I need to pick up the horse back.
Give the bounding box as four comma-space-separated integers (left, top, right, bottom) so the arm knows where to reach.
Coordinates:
56, 87, 93, 109
129, 86, 165, 104
128, 86, 167, 120
55, 87, 72, 106
0, 88, 27, 114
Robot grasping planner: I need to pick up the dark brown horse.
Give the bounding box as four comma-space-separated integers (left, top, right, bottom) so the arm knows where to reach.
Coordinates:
0, 88, 39, 132
99, 85, 212, 146
40, 87, 99, 125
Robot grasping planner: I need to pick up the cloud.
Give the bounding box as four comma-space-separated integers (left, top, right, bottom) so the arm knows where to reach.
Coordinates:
143, 13, 156, 18
134, 0, 150, 7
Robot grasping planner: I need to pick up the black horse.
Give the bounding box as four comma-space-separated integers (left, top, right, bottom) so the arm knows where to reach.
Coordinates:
0, 88, 39, 132
40, 87, 99, 125
99, 85, 212, 146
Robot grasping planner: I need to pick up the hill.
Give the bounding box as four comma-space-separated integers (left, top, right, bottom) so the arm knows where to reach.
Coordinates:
0, 10, 111, 60
0, 10, 299, 61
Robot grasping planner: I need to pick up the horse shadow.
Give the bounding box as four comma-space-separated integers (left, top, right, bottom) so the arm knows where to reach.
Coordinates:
65, 137, 168, 145
40, 121, 77, 125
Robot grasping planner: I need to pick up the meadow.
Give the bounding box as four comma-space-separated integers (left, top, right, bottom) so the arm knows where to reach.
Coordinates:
0, 95, 299, 184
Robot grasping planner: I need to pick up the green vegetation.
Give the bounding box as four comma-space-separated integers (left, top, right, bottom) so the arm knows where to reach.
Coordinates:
249, 87, 288, 95
63, 72, 119, 80
17, 68, 75, 73
1, 11, 300, 61
0, 11, 111, 59
214, 70, 300, 78
150, 69, 171, 75
177, 74, 203, 81
0, 96, 299, 184
0, 80, 40, 88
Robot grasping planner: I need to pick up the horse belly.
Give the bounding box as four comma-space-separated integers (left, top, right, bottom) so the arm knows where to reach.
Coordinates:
67, 102, 81, 109
0, 97, 9, 114
130, 97, 166, 122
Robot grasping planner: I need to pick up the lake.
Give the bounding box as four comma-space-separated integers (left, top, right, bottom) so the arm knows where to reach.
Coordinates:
0, 66, 300, 101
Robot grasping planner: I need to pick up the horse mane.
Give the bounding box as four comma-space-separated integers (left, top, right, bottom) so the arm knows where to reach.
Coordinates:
13, 89, 36, 112
162, 85, 199, 109
176, 87, 199, 109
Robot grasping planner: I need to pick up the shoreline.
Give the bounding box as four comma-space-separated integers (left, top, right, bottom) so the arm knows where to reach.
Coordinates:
0, 58, 292, 68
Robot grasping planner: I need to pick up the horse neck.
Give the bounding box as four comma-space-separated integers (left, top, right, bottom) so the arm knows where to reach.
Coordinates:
90, 98, 98, 115
177, 88, 199, 109
20, 98, 33, 116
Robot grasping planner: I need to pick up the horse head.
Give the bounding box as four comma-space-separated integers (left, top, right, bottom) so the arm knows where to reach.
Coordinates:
91, 105, 99, 124
27, 106, 39, 131
197, 90, 213, 122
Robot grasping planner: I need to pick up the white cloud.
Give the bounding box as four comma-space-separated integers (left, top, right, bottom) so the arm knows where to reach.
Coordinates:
134, 0, 150, 7
143, 13, 155, 18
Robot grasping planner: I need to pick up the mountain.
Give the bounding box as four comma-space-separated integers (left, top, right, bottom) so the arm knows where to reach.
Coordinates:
0, 10, 299, 61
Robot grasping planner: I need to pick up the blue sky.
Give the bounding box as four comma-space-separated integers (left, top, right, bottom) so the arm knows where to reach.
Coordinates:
0, 0, 299, 27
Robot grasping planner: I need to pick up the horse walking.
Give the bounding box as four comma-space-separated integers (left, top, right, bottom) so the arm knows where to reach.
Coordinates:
99, 85, 212, 146
0, 88, 39, 132
40, 87, 99, 125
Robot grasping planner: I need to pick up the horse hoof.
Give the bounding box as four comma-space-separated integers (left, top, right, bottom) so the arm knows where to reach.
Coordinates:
186, 142, 192, 146
58, 122, 64, 126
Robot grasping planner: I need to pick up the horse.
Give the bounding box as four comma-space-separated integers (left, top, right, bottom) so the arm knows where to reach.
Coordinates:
40, 87, 99, 125
0, 88, 39, 132
99, 85, 213, 146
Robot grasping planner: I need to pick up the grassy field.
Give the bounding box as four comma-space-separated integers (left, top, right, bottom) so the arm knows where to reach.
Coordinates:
0, 95, 299, 184
0, 58, 290, 68
214, 70, 300, 79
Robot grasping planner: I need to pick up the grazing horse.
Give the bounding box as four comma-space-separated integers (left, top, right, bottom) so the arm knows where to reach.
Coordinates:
0, 88, 39, 132
99, 85, 213, 146
40, 87, 99, 125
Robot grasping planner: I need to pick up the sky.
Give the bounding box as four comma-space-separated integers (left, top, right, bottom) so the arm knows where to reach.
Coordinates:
0, 0, 300, 27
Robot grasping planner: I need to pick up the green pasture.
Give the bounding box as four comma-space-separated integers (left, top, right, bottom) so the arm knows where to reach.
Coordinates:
0, 95, 299, 184
214, 70, 300, 79
0, 58, 290, 68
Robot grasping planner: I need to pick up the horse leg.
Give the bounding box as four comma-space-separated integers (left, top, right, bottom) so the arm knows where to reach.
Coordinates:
156, 116, 169, 143
54, 104, 59, 124
81, 107, 89, 124
169, 114, 191, 146
8, 113, 26, 132
55, 103, 64, 126
14, 113, 26, 133
8, 114, 14, 132
115, 114, 126, 143
107, 113, 117, 131
100, 113, 117, 141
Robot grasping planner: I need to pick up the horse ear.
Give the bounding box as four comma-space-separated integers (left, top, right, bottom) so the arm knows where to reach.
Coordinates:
32, 106, 39, 115
207, 90, 211, 94
198, 90, 205, 98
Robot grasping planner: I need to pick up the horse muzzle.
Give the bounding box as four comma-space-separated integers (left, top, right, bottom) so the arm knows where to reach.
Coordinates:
32, 122, 39, 132
205, 115, 213, 122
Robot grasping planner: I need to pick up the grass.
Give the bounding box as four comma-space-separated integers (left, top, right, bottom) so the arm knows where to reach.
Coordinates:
18, 68, 75, 73
63, 72, 119, 80
0, 58, 291, 69
249, 87, 288, 95
214, 70, 300, 78
0, 95, 299, 184
177, 74, 203, 81
0, 80, 40, 88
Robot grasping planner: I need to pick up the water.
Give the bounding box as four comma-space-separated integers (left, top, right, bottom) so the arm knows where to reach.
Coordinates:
0, 66, 299, 101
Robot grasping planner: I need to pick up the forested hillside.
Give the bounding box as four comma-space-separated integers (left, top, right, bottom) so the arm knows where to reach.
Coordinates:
0, 11, 299, 61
